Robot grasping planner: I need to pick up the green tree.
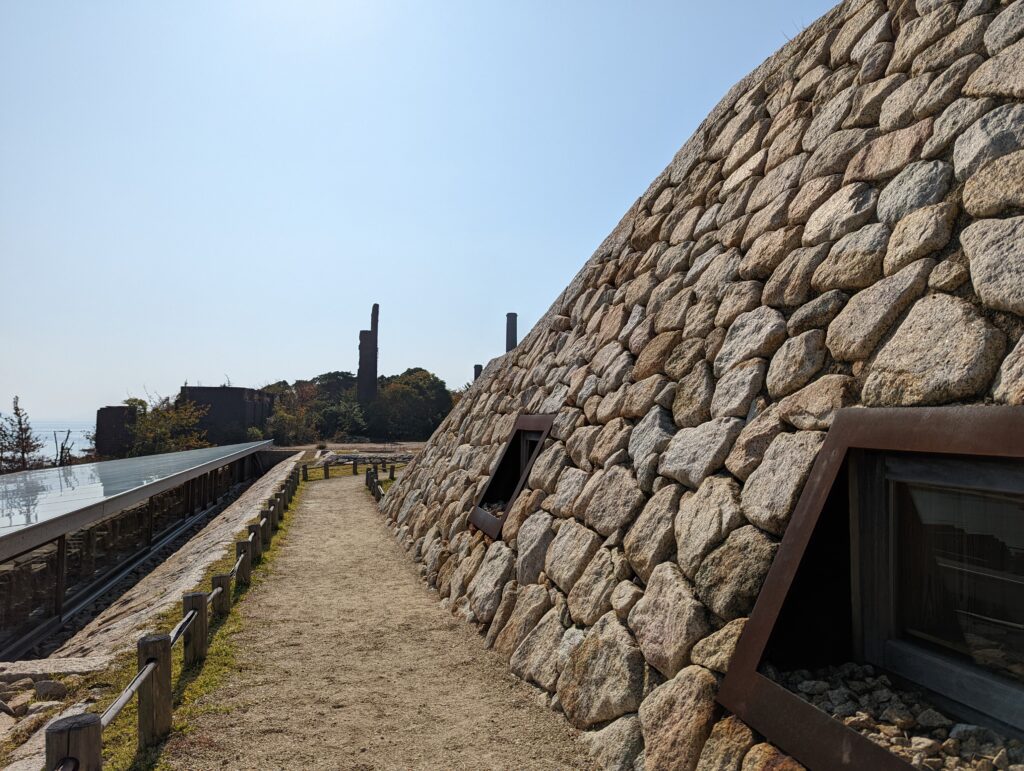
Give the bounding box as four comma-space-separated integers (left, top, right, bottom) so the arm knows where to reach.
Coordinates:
125, 396, 210, 457
314, 396, 366, 439
364, 368, 452, 440
1, 397, 45, 472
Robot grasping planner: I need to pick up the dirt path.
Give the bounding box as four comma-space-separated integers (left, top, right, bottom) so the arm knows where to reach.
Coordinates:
161, 475, 584, 771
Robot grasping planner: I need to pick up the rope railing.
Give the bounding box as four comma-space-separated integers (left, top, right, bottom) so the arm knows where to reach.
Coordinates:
45, 464, 302, 771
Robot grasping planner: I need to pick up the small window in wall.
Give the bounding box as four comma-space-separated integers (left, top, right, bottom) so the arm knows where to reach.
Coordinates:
469, 414, 555, 539
854, 452, 1024, 732
717, 407, 1024, 771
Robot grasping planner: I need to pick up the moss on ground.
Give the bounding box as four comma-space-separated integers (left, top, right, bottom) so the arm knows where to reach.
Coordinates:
0, 478, 305, 771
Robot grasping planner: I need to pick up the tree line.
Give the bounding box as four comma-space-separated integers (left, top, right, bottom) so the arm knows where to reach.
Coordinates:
262, 367, 453, 445
0, 365, 456, 473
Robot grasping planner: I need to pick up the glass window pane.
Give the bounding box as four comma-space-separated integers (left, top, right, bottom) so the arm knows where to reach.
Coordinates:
895, 482, 1024, 686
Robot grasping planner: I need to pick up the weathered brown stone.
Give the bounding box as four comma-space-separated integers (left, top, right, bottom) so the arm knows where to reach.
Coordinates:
965, 37, 1024, 98
741, 431, 826, 536
714, 307, 788, 377
724, 405, 786, 481
581, 465, 647, 537
659, 418, 744, 490
494, 583, 553, 661
510, 607, 567, 692
963, 149, 1024, 217
741, 743, 806, 771
634, 331, 683, 380
803, 182, 878, 245
787, 290, 848, 336
777, 374, 857, 431
691, 618, 747, 675
994, 335, 1024, 405
762, 244, 830, 308
568, 548, 632, 626
672, 360, 714, 429
628, 562, 710, 678
844, 119, 933, 181
960, 216, 1024, 315
811, 223, 888, 292
675, 474, 744, 580
711, 358, 766, 419
825, 258, 933, 361
863, 294, 1005, 406
696, 715, 757, 771
788, 174, 843, 223
638, 666, 719, 771
884, 201, 957, 274
545, 520, 604, 594
695, 525, 778, 620
557, 612, 646, 728
583, 714, 644, 771
624, 483, 683, 582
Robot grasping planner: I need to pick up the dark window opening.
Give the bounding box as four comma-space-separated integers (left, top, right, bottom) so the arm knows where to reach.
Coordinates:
469, 414, 554, 539
761, 464, 853, 672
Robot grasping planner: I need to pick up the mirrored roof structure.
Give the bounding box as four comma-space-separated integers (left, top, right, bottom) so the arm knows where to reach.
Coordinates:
0, 441, 272, 560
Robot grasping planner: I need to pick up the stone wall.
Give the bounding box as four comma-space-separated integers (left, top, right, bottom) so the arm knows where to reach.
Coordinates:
380, 0, 1024, 768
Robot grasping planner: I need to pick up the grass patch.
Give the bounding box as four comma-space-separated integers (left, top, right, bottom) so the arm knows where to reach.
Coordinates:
8, 478, 308, 771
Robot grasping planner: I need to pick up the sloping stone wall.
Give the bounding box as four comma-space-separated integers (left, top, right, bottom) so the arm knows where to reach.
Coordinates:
381, 0, 1024, 767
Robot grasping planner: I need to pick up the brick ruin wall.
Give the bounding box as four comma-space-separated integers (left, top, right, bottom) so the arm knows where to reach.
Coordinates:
380, 0, 1024, 768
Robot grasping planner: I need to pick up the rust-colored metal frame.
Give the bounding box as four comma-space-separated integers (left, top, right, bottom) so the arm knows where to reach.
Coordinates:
469, 413, 556, 539
718, 406, 1024, 771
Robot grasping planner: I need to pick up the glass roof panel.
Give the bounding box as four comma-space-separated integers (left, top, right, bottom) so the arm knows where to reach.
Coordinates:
0, 442, 268, 537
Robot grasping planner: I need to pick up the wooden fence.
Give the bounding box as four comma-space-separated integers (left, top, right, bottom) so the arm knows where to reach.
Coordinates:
301, 459, 395, 494
44, 465, 301, 771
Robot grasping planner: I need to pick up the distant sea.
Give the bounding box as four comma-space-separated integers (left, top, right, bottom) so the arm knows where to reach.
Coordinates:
32, 420, 95, 460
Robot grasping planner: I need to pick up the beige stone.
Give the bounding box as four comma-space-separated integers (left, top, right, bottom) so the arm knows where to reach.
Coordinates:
863, 294, 1005, 406
628, 562, 710, 678
638, 666, 719, 771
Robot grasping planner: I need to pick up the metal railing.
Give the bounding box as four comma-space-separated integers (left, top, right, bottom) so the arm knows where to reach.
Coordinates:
45, 465, 302, 771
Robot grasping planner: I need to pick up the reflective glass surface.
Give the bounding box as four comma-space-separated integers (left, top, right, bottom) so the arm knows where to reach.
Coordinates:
896, 482, 1024, 685
0, 442, 266, 535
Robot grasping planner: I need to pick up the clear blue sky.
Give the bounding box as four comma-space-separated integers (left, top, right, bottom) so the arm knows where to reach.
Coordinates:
0, 0, 835, 422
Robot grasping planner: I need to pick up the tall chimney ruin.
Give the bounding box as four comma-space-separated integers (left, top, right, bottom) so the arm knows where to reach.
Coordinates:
357, 303, 379, 404
505, 312, 518, 352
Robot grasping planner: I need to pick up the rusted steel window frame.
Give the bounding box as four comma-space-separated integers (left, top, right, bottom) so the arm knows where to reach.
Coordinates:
718, 406, 1024, 771
469, 413, 556, 539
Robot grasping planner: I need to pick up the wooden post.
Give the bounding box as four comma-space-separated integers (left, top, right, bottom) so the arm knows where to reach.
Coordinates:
352, 459, 358, 475
46, 713, 102, 771
235, 541, 251, 584
302, 464, 308, 481
248, 523, 263, 558
389, 464, 395, 480
182, 592, 209, 666
267, 500, 279, 531
260, 511, 271, 544
323, 461, 330, 479
138, 633, 172, 748
211, 574, 231, 616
